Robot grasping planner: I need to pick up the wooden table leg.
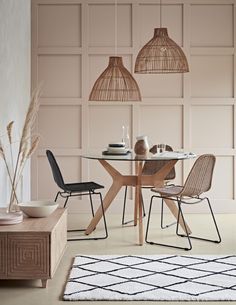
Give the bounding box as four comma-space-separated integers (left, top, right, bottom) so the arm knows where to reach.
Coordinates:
134, 162, 139, 226
135, 161, 143, 245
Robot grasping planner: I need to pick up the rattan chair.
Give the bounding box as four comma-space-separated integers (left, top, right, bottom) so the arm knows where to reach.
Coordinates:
46, 150, 108, 241
145, 154, 221, 251
122, 144, 176, 225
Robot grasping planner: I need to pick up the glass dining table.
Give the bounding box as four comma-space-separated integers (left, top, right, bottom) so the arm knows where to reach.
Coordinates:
82, 151, 196, 245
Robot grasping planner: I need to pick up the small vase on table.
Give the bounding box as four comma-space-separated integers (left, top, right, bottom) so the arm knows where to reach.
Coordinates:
134, 135, 149, 156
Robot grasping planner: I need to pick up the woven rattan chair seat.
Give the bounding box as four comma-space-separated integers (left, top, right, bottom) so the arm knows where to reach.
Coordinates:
151, 185, 183, 197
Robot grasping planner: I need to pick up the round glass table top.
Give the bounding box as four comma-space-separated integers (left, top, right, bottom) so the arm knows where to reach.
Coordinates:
81, 151, 196, 162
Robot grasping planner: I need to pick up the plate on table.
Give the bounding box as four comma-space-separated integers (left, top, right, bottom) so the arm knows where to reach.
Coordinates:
102, 150, 131, 156
151, 151, 196, 159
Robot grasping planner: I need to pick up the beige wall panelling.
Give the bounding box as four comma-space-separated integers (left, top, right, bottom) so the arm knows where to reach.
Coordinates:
208, 156, 234, 201
38, 105, 82, 149
190, 4, 233, 47
182, 2, 191, 182
189, 1, 236, 213
88, 3, 132, 47
89, 105, 132, 149
38, 55, 82, 98
191, 55, 233, 98
191, 105, 233, 149
138, 74, 183, 98
31, 1, 83, 214
38, 3, 82, 47
81, 2, 90, 184
32, 0, 236, 214
139, 105, 183, 149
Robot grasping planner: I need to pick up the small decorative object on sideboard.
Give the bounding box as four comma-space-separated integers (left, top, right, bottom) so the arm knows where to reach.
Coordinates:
134, 135, 149, 156
0, 211, 23, 225
18, 201, 58, 218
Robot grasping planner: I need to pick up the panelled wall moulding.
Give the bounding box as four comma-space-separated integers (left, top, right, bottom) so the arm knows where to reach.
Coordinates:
32, 0, 236, 213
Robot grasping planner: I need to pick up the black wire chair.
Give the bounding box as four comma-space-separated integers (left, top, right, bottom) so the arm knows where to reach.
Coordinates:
122, 144, 176, 225
46, 150, 108, 241
145, 154, 221, 251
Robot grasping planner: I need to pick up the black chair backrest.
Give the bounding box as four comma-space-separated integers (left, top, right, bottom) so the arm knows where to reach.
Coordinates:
46, 150, 66, 190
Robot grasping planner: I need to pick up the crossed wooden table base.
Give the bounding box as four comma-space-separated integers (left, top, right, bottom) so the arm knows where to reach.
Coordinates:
85, 158, 191, 245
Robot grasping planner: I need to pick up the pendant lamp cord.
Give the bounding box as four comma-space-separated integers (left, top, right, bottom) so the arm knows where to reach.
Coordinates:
115, 0, 117, 56
160, 0, 162, 28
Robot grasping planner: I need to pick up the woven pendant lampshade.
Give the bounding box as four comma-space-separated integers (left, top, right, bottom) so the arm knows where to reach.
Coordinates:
89, 56, 141, 101
135, 27, 189, 74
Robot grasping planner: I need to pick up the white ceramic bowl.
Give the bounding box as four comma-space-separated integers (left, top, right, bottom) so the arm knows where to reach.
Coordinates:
107, 147, 128, 153
108, 142, 125, 148
18, 201, 58, 218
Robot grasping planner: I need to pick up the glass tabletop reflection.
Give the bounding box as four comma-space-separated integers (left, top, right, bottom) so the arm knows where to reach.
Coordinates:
81, 151, 196, 162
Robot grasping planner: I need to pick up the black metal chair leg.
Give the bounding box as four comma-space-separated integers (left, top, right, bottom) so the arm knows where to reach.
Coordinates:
160, 198, 177, 229
207, 197, 221, 243
122, 187, 146, 225
54, 192, 60, 202
98, 192, 108, 239
54, 191, 70, 208
89, 191, 95, 217
177, 197, 221, 244
145, 195, 154, 242
122, 186, 128, 225
160, 198, 164, 228
176, 202, 181, 235
63, 196, 69, 208
145, 195, 192, 251
143, 197, 146, 217
177, 201, 192, 250
67, 192, 108, 241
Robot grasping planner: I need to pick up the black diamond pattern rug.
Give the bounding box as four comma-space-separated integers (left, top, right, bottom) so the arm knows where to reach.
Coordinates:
63, 255, 236, 301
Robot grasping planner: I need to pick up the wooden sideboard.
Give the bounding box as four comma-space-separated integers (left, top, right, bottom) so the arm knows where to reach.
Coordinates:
0, 208, 67, 288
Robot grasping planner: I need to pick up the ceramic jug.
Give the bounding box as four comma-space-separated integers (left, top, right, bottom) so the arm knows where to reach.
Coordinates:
134, 135, 149, 155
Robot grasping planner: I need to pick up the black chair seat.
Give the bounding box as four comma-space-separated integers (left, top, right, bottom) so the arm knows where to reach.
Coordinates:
64, 182, 104, 193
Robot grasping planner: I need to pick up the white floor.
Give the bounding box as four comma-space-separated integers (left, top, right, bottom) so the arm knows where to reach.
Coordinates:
1, 212, 236, 305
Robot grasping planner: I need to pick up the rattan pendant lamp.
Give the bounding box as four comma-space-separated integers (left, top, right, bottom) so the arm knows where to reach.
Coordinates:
89, 0, 141, 101
135, 0, 189, 74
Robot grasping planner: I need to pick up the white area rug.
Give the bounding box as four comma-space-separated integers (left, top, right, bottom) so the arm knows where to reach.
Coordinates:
63, 254, 236, 301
